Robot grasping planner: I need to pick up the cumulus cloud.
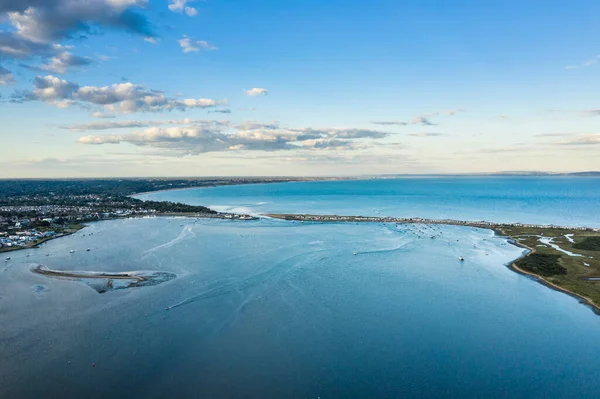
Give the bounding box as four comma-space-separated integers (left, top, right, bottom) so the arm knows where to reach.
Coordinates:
24, 51, 94, 73
178, 35, 217, 53
3, 0, 153, 43
246, 88, 268, 96
184, 7, 198, 16
0, 1, 155, 80
13, 75, 224, 113
0, 31, 53, 59
143, 37, 159, 44
77, 124, 393, 155
168, 0, 198, 16
0, 65, 16, 85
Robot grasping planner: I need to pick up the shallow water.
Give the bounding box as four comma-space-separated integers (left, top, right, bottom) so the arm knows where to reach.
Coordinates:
2, 216, 600, 398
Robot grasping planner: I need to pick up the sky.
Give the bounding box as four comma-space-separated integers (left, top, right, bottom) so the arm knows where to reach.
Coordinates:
1, 0, 600, 177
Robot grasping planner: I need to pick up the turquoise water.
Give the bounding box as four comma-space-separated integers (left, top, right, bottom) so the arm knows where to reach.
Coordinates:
2, 178, 600, 398
138, 176, 600, 227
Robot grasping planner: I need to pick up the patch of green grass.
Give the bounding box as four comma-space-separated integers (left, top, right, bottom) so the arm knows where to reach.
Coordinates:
517, 253, 566, 277
573, 236, 600, 252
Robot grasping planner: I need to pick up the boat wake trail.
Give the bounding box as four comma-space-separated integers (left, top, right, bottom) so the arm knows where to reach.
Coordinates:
166, 251, 321, 311
142, 225, 195, 259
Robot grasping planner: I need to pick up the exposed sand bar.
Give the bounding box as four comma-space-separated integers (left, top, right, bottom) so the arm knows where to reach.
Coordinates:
31, 265, 146, 281
31, 265, 177, 293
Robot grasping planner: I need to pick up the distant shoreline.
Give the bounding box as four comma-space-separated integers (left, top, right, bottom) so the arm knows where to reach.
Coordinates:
130, 177, 351, 198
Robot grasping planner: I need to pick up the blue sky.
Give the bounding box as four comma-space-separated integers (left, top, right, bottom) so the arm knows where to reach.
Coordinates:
1, 0, 599, 177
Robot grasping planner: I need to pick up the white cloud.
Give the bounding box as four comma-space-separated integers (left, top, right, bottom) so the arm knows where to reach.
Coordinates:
558, 134, 600, 145
14, 75, 224, 113
0, 65, 16, 85
245, 88, 268, 97
178, 35, 217, 53
185, 7, 198, 16
144, 37, 160, 44
4, 0, 153, 44
37, 51, 94, 73
77, 124, 393, 154
92, 111, 116, 118
565, 55, 600, 70
168, 0, 198, 16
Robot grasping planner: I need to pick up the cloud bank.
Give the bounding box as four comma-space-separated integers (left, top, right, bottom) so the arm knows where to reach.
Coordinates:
12, 75, 223, 113
77, 124, 393, 155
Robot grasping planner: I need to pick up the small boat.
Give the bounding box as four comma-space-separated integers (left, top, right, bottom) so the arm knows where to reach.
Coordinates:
70, 250, 75, 254
458, 256, 464, 261
5, 257, 10, 261
46, 253, 50, 256
86, 248, 91, 252
353, 252, 358, 256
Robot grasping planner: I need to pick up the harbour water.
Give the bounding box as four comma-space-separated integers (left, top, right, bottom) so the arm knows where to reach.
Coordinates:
2, 177, 600, 398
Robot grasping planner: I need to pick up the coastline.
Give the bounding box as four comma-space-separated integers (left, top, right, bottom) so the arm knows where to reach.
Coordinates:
1, 229, 84, 254
129, 177, 351, 198
1, 211, 257, 254
503, 240, 600, 315
265, 213, 600, 313
8, 208, 600, 314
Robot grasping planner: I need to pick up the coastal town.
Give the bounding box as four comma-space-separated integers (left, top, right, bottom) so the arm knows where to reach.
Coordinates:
0, 179, 266, 252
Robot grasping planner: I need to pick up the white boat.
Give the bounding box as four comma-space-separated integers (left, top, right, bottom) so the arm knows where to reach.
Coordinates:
353, 252, 358, 255
459, 256, 464, 261
87, 248, 91, 252
69, 250, 75, 253
5, 257, 10, 261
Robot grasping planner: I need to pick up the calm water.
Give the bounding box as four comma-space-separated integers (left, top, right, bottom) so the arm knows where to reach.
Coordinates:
138, 176, 600, 227
2, 178, 600, 398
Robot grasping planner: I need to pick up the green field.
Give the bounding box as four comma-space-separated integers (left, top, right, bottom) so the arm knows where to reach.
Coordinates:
498, 226, 600, 310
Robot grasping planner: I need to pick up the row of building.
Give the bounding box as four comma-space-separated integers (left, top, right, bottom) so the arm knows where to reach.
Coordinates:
0, 229, 56, 248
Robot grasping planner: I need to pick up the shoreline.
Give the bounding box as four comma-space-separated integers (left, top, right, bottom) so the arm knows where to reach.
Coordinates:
2, 212, 258, 254
129, 177, 351, 198
31, 264, 146, 281
8, 210, 600, 314
503, 240, 600, 315
266, 213, 600, 313
1, 229, 83, 254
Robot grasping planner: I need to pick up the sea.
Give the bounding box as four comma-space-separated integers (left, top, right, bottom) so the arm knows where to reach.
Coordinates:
1, 177, 600, 398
